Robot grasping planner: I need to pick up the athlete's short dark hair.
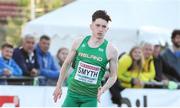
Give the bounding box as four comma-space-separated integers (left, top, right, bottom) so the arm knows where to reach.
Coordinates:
92, 10, 111, 22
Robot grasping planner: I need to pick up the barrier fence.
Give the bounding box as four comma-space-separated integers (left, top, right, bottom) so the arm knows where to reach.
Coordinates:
1, 86, 180, 107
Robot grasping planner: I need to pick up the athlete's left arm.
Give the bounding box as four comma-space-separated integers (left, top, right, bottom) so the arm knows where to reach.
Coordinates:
98, 44, 118, 101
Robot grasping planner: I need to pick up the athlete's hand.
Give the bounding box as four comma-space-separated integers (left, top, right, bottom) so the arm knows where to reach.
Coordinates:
97, 87, 104, 103
53, 87, 62, 103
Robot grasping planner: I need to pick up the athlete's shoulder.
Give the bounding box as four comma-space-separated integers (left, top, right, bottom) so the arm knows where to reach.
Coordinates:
106, 42, 118, 60
107, 42, 118, 54
72, 36, 86, 50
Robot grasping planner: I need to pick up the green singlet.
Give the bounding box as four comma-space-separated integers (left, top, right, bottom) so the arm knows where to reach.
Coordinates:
62, 35, 108, 107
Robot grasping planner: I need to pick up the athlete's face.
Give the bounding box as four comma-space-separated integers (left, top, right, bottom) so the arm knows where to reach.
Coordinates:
90, 18, 109, 39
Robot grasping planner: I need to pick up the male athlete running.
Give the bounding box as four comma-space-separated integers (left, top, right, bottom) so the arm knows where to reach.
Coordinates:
53, 10, 118, 107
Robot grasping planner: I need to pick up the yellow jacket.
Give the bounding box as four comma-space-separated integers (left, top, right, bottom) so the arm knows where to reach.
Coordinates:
118, 54, 141, 88
140, 56, 156, 82
117, 54, 155, 88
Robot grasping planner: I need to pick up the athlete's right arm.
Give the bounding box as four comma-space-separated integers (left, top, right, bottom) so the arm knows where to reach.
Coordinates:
53, 37, 83, 103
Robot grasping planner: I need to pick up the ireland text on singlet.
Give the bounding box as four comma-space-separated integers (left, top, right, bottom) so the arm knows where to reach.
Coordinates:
69, 35, 108, 97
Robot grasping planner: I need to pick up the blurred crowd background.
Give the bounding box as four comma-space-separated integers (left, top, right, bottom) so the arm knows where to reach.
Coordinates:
0, 0, 74, 47
0, 0, 180, 107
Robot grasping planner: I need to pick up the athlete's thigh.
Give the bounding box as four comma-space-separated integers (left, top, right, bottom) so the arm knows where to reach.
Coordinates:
80, 98, 97, 107
62, 93, 79, 107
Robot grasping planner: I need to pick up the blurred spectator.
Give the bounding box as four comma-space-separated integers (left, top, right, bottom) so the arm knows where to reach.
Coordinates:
110, 46, 144, 106
0, 43, 22, 84
13, 35, 39, 77
35, 35, 59, 86
140, 42, 173, 89
56, 47, 73, 86
57, 47, 69, 67
160, 29, 180, 81
141, 42, 156, 82
153, 44, 168, 81
118, 46, 145, 88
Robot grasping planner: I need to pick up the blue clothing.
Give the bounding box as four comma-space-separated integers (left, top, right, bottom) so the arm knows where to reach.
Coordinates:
160, 48, 180, 81
0, 57, 22, 76
175, 51, 180, 58
35, 45, 59, 79
12, 47, 39, 76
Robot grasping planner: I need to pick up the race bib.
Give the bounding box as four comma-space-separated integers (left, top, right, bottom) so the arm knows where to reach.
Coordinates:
74, 61, 101, 84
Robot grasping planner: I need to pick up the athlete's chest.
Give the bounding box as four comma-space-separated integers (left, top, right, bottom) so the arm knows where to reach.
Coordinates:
77, 45, 107, 63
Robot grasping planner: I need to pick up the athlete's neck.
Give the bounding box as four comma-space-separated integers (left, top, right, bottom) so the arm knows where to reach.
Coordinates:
88, 36, 104, 48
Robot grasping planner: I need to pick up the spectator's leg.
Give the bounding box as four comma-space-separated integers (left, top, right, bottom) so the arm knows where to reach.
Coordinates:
109, 79, 124, 107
